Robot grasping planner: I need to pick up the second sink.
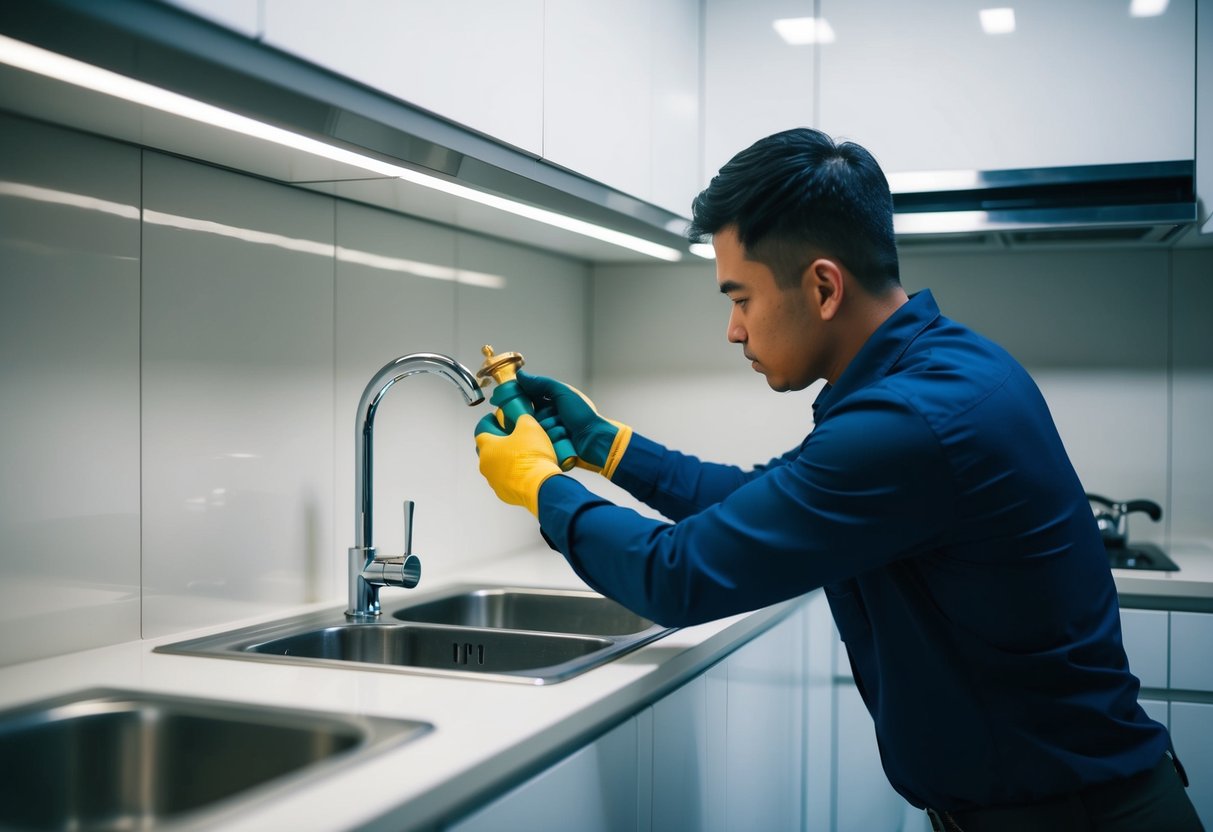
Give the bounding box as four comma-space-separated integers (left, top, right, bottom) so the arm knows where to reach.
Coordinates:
391, 587, 654, 636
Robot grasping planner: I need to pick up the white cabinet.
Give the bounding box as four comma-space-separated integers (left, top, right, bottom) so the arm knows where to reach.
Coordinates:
157, 0, 261, 37
650, 667, 726, 832
1170, 611, 1213, 691
836, 685, 907, 832
544, 0, 701, 214
450, 605, 807, 831
1122, 606, 1213, 830
1120, 608, 1169, 689
723, 611, 805, 830
448, 715, 642, 832
817, 0, 1196, 173
262, 0, 545, 155
1171, 702, 1213, 829
649, 0, 703, 217
829, 618, 911, 832
702, 0, 816, 184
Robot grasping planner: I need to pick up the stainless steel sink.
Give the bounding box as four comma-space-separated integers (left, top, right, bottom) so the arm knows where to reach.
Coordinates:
391, 587, 654, 636
157, 585, 672, 684
0, 688, 430, 831
246, 623, 612, 673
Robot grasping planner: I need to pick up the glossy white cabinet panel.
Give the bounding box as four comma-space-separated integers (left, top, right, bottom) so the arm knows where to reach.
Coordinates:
1170, 702, 1213, 829
724, 610, 805, 831
449, 716, 640, 832
0, 114, 141, 665
1139, 698, 1168, 730
649, 0, 702, 217
453, 233, 590, 564
651, 674, 717, 832
544, 0, 653, 200
1169, 612, 1213, 692
334, 202, 461, 586
1120, 609, 1169, 689
156, 0, 263, 37
819, 0, 1195, 172
262, 0, 544, 154
836, 684, 906, 832
141, 152, 337, 637
703, 0, 816, 182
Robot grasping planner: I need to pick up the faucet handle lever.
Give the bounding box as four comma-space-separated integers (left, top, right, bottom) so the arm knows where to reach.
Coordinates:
402, 500, 415, 556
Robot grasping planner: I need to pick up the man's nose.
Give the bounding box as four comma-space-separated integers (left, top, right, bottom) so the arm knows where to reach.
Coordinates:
726, 306, 745, 343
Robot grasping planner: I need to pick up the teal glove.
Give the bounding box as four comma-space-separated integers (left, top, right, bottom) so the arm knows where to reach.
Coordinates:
515, 371, 632, 479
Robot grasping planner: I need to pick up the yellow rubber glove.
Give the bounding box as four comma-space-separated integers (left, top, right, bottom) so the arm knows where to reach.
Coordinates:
474, 411, 562, 517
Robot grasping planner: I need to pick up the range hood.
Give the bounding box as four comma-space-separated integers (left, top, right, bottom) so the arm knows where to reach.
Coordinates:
890, 161, 1197, 247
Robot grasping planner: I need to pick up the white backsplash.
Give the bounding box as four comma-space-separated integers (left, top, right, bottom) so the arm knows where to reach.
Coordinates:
1, 107, 1208, 668
0, 113, 588, 666
0, 113, 142, 665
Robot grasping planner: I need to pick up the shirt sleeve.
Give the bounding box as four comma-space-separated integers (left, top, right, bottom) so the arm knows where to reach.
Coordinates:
538, 392, 954, 627
608, 432, 806, 521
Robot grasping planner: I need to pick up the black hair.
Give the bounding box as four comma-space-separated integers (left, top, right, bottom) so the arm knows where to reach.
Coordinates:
688, 128, 900, 294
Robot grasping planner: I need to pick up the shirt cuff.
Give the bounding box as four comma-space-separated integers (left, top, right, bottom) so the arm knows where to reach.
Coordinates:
608, 432, 665, 499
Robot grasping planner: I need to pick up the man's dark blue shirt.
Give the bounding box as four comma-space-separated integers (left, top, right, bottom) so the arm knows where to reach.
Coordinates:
537, 289, 1167, 810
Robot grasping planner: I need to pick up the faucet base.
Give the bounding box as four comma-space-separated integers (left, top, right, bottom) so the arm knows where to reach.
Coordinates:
346, 547, 422, 620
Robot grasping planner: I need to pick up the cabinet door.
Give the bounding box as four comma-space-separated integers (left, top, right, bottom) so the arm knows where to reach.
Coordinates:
818, 0, 1196, 173
1170, 702, 1213, 830
448, 716, 640, 832
1170, 612, 1213, 692
651, 666, 728, 832
724, 610, 805, 831
543, 0, 653, 201
1120, 608, 1169, 689
702, 0, 816, 184
263, 0, 545, 155
649, 0, 702, 217
157, 0, 261, 37
835, 684, 909, 832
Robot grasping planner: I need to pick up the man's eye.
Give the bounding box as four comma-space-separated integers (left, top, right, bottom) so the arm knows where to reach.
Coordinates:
733, 298, 747, 308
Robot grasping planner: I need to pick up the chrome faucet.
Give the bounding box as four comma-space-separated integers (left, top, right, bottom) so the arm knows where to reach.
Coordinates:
347, 352, 484, 620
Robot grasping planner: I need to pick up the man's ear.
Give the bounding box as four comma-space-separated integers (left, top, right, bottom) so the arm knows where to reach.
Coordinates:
803, 258, 845, 321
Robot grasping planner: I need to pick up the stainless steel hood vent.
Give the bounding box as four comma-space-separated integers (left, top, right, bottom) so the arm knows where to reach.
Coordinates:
890, 161, 1197, 247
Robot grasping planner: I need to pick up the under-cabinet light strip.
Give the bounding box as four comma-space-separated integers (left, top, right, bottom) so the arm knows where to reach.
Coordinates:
0, 34, 683, 262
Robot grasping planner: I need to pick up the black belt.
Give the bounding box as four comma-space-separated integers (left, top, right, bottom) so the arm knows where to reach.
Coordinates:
926, 753, 1198, 832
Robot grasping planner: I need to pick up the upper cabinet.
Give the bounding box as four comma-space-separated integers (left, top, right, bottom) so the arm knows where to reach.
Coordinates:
816, 0, 1196, 173
262, 0, 545, 155
543, 0, 701, 216
702, 0, 817, 184
259, 0, 700, 217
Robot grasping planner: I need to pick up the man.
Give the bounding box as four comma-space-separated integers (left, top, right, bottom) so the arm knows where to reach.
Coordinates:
474, 128, 1201, 831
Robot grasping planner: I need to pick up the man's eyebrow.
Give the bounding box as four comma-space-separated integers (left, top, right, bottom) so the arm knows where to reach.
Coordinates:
718, 280, 745, 295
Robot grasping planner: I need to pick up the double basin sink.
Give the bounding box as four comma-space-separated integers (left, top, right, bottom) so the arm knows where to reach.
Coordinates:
0, 586, 670, 829
155, 584, 672, 685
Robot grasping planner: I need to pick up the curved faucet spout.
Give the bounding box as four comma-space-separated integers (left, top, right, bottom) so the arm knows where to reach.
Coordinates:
348, 352, 484, 619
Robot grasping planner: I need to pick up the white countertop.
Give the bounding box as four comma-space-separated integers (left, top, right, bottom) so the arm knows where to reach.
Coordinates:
0, 547, 795, 831
2, 540, 1210, 831
1112, 539, 1213, 603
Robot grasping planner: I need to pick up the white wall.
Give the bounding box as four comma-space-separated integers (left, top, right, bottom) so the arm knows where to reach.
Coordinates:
0, 112, 589, 665
588, 246, 1213, 548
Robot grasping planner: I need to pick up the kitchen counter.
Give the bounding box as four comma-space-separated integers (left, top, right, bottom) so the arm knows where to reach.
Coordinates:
0, 547, 798, 831
2, 540, 1211, 831
1113, 539, 1213, 611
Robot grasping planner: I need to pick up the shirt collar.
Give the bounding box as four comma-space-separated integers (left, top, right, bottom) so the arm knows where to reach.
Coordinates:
811, 289, 941, 422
